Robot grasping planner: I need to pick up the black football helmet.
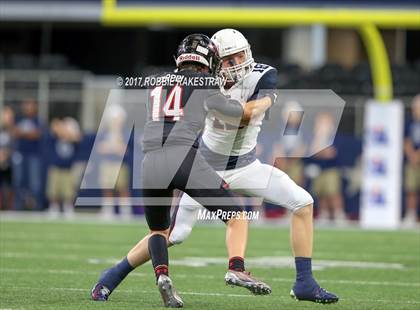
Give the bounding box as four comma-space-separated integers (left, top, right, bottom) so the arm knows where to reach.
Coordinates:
175, 34, 221, 75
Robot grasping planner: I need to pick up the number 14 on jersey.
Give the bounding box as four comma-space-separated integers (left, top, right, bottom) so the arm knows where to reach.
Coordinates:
150, 85, 184, 121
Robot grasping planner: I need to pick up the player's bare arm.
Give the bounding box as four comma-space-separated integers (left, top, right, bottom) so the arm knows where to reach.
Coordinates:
241, 96, 273, 125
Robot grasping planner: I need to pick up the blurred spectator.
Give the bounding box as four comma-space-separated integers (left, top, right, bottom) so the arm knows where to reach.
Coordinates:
310, 112, 346, 224
97, 104, 131, 219
0, 106, 15, 210
265, 101, 307, 220
403, 94, 420, 226
46, 118, 81, 217
271, 101, 306, 186
13, 98, 44, 210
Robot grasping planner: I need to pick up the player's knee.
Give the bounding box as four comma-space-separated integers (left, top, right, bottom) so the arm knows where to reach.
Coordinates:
293, 203, 313, 217
291, 188, 314, 214
168, 225, 192, 245
302, 189, 314, 206
150, 229, 170, 240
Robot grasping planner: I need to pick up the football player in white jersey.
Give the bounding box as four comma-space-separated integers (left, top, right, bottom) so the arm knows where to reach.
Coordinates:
91, 29, 338, 304
168, 28, 338, 304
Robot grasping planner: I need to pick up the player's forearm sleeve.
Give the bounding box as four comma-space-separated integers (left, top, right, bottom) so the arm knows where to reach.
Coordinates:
205, 93, 243, 117
249, 68, 279, 105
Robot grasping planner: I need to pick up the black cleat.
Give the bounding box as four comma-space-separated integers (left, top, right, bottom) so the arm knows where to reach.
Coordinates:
290, 286, 339, 304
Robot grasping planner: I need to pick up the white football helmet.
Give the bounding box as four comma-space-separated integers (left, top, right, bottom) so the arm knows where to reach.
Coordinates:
211, 29, 254, 83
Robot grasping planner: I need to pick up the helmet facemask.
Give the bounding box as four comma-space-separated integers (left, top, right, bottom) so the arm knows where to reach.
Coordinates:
220, 45, 254, 84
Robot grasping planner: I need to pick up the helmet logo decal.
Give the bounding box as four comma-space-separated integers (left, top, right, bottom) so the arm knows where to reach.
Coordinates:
196, 45, 209, 55
179, 54, 201, 62
176, 53, 210, 67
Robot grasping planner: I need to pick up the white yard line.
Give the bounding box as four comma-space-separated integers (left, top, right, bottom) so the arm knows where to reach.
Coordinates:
0, 252, 84, 261
0, 252, 410, 272
1, 267, 419, 288
0, 285, 419, 305
2, 213, 420, 233
2, 241, 418, 264
4, 235, 416, 261
2, 238, 418, 263
270, 277, 420, 287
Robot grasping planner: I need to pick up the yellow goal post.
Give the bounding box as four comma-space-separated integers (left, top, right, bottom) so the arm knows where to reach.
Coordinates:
102, 0, 420, 102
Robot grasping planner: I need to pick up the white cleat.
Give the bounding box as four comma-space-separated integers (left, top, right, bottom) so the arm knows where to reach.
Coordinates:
157, 274, 184, 308
225, 270, 272, 295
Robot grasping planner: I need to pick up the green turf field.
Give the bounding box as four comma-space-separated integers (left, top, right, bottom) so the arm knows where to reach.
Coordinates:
0, 219, 419, 310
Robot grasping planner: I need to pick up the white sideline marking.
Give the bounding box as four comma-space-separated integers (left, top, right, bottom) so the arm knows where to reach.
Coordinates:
0, 252, 406, 271
0, 285, 419, 305
2, 213, 420, 233
87, 256, 406, 271
0, 252, 83, 261
270, 277, 420, 287
2, 236, 419, 261
0, 238, 132, 250
1, 268, 419, 288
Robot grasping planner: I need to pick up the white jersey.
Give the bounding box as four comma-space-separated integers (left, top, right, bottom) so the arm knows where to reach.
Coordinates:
202, 63, 276, 156
169, 64, 314, 246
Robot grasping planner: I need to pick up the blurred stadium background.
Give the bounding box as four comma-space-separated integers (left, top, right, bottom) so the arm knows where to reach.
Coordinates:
1, 0, 419, 227
0, 1, 420, 309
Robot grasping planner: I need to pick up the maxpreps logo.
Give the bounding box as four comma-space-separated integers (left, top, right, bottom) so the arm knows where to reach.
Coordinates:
370, 125, 388, 145
369, 186, 386, 206
369, 157, 386, 175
